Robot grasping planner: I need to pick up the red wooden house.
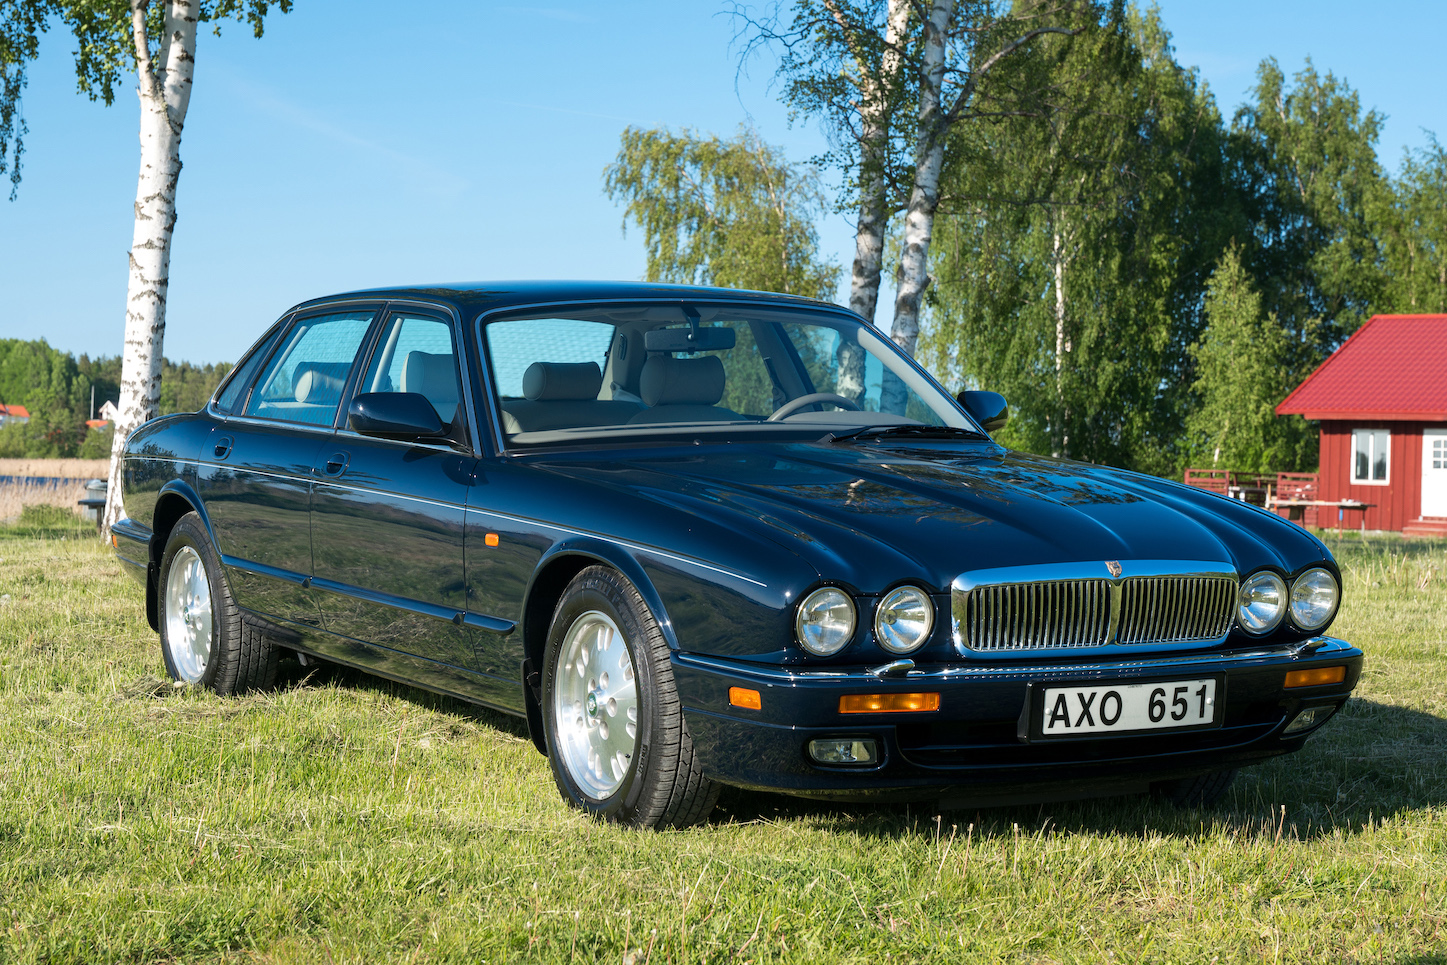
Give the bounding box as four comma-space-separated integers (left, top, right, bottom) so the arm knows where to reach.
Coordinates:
1276, 314, 1447, 535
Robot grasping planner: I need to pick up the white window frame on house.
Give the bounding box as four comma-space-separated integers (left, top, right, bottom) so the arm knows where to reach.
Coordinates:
1350, 428, 1391, 485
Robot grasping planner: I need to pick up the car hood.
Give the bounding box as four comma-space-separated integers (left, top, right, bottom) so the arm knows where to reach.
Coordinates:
530, 440, 1334, 593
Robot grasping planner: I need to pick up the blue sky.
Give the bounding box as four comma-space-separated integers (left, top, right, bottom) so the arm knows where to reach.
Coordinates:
1, 0, 1443, 365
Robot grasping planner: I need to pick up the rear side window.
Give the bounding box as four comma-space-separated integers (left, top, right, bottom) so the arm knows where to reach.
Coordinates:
358, 314, 464, 426
214, 323, 285, 414
244, 310, 375, 426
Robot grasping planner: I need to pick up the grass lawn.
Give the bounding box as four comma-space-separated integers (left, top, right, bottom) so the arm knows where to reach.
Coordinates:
0, 505, 1444, 963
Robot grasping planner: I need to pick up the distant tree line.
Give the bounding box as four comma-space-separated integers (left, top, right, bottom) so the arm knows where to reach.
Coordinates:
0, 339, 230, 459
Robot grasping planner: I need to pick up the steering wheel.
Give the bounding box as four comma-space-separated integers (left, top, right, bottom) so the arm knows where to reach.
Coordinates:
766, 392, 862, 422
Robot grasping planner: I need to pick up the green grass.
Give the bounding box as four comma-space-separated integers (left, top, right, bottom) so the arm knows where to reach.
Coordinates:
1, 516, 1444, 963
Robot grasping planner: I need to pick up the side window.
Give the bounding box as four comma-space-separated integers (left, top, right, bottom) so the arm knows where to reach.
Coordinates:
244, 310, 374, 426
214, 322, 285, 414
358, 314, 464, 425
485, 319, 614, 398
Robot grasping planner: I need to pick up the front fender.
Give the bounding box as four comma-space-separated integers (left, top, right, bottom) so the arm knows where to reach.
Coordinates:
527, 536, 681, 652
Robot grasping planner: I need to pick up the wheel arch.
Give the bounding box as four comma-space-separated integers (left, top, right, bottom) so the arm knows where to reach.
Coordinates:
145, 482, 214, 632
517, 539, 678, 755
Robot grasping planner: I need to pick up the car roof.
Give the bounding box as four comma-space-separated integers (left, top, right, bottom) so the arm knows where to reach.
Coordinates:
289, 280, 856, 319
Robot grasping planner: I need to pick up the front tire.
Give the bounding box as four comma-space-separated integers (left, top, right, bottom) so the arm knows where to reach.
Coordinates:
541, 566, 719, 828
158, 512, 277, 694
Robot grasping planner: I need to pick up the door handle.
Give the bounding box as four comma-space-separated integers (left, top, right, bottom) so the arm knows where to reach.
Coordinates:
213, 435, 234, 460
323, 451, 350, 476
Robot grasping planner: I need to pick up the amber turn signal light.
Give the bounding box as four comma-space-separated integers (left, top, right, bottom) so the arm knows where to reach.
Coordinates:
839, 692, 940, 714
1284, 665, 1346, 688
484, 533, 500, 547
729, 687, 762, 710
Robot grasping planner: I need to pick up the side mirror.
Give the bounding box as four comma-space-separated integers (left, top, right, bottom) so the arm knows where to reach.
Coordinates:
348, 392, 446, 440
957, 390, 1009, 433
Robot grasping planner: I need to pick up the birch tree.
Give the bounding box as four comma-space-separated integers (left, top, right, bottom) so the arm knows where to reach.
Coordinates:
23, 0, 293, 534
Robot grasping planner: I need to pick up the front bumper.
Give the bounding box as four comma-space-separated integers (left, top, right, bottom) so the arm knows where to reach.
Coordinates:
672, 636, 1362, 804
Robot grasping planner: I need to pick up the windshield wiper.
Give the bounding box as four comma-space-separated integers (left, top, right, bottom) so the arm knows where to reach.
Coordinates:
823, 423, 988, 445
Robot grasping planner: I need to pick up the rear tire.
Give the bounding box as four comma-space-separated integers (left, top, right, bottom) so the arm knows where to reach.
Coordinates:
541, 566, 719, 828
1156, 768, 1238, 808
158, 512, 278, 694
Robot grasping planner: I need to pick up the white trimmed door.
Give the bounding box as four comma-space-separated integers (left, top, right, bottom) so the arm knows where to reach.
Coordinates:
1422, 430, 1447, 517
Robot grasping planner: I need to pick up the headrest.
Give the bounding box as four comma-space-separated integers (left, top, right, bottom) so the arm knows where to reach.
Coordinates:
402, 351, 458, 402
293, 365, 346, 404
640, 355, 725, 407
523, 361, 602, 401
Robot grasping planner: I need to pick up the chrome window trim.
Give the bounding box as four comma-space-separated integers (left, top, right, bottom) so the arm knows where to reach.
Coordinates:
951, 560, 1239, 658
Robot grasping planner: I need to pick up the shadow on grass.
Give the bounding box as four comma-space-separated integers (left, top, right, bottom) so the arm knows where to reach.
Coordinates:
274, 654, 531, 742
707, 697, 1447, 842
273, 637, 1447, 841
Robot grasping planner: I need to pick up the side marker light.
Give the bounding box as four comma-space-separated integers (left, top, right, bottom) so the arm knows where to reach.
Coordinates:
484, 533, 500, 547
1284, 666, 1346, 688
728, 687, 761, 710
839, 692, 940, 714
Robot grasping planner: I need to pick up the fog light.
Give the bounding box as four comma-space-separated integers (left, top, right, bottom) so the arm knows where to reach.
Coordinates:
1284, 705, 1337, 735
1285, 665, 1346, 688
808, 738, 878, 765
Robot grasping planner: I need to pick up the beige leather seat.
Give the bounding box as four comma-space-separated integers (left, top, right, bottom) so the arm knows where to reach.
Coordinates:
501, 361, 644, 433
401, 351, 460, 423
627, 355, 742, 423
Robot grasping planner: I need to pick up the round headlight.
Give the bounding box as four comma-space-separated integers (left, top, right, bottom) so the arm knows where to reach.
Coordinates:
874, 585, 934, 654
1237, 571, 1287, 634
796, 587, 856, 656
1290, 567, 1339, 631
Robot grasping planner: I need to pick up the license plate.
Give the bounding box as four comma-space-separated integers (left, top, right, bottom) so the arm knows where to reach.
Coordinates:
1038, 678, 1219, 737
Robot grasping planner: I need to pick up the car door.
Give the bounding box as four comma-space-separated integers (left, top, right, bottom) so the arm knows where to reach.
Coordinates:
309, 307, 482, 674
199, 306, 379, 626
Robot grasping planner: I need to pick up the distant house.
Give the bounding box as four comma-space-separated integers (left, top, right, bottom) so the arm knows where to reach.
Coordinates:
1276, 314, 1447, 536
0, 404, 29, 427
98, 400, 119, 423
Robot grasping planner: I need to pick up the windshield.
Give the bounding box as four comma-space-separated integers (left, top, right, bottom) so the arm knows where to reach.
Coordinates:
480, 303, 975, 443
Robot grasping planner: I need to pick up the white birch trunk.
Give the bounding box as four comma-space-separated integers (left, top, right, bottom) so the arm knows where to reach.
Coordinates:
1051, 218, 1068, 458
103, 0, 198, 536
836, 0, 908, 403
881, 0, 953, 415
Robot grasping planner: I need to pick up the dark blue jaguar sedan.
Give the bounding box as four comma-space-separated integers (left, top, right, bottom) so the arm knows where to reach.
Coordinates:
112, 282, 1361, 827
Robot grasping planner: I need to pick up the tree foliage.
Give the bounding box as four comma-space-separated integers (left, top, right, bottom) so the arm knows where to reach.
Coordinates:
604, 125, 841, 299
923, 7, 1233, 473
1376, 137, 1447, 314
1184, 246, 1309, 472
1227, 58, 1387, 361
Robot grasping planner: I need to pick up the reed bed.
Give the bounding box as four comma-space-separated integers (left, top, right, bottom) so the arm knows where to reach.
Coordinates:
0, 457, 110, 480
0, 479, 88, 522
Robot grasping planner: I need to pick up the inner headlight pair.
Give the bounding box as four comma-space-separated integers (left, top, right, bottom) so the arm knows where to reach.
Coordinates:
795, 586, 934, 657
1237, 567, 1339, 635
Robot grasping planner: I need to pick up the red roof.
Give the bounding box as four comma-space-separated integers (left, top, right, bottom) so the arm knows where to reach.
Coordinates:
1276, 314, 1447, 421
0, 404, 28, 419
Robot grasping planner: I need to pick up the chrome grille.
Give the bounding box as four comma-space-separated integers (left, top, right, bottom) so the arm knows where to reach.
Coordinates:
964, 579, 1113, 652
1117, 576, 1235, 644
952, 563, 1239, 654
